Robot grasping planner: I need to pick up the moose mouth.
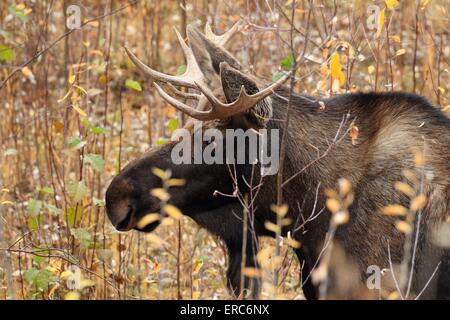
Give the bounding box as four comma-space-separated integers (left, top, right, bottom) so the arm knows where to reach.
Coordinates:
116, 205, 135, 231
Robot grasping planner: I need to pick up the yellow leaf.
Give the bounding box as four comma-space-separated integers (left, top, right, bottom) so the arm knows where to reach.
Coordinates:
322, 48, 329, 59
270, 203, 288, 217
137, 213, 160, 229
410, 194, 427, 211
72, 104, 87, 117
333, 211, 349, 225
163, 204, 182, 220
152, 167, 169, 180
396, 49, 406, 56
21, 66, 32, 77
264, 221, 280, 233
395, 220, 412, 234
326, 198, 341, 214
390, 35, 401, 43
324, 188, 338, 198
74, 84, 88, 95
193, 260, 203, 273
79, 279, 95, 289
376, 9, 385, 38
368, 65, 375, 74
414, 151, 424, 167
338, 178, 352, 197
384, 0, 398, 10
167, 178, 185, 187
420, 0, 430, 10
394, 182, 415, 197
284, 238, 301, 249
256, 247, 274, 264
192, 291, 201, 300
349, 125, 359, 145
243, 267, 262, 278
60, 270, 73, 280
330, 53, 342, 80
387, 291, 400, 300
145, 234, 163, 246
57, 88, 72, 103
68, 74, 76, 85
402, 169, 418, 184
281, 218, 292, 226
65, 291, 80, 300
381, 204, 408, 216
160, 217, 174, 227
150, 188, 170, 201
1, 200, 14, 205
338, 70, 346, 87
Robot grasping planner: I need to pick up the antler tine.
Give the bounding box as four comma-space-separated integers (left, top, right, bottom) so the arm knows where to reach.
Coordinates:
167, 83, 201, 101
124, 28, 204, 89
194, 71, 292, 119
204, 20, 243, 47
153, 83, 216, 121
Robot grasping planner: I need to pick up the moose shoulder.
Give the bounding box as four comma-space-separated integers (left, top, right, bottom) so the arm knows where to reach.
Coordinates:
105, 22, 450, 299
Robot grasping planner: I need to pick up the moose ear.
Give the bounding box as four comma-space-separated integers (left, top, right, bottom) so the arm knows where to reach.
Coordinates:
220, 62, 272, 126
187, 25, 241, 85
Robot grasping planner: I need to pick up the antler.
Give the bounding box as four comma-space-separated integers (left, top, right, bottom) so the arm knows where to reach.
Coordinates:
127, 20, 289, 121
124, 28, 203, 88
204, 20, 242, 47
154, 70, 291, 121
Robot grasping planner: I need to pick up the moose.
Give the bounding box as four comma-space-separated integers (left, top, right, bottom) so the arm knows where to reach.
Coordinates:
106, 22, 450, 299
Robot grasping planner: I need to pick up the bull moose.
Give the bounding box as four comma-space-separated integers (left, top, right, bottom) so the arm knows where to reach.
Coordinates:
105, 22, 450, 299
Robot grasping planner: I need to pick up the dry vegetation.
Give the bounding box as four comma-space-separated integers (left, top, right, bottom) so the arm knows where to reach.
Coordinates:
0, 0, 448, 300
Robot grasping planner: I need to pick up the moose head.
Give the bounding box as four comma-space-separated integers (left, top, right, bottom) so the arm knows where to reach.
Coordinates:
105, 22, 288, 234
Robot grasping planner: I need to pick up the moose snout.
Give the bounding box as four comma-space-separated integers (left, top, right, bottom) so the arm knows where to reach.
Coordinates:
105, 177, 139, 231
105, 198, 137, 232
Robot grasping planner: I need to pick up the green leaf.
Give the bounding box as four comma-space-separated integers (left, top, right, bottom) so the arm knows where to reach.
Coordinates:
281, 54, 295, 70
272, 71, 288, 82
28, 199, 42, 217
24, 268, 39, 283
166, 117, 179, 133
91, 126, 106, 134
66, 207, 83, 227
25, 268, 56, 291
39, 186, 54, 195
8, 4, 29, 23
0, 44, 15, 62
97, 249, 113, 263
0, 29, 12, 40
71, 228, 92, 249
4, 148, 18, 156
45, 203, 60, 215
82, 118, 106, 135
125, 79, 142, 91
93, 197, 105, 206
68, 181, 87, 202
68, 136, 86, 150
176, 64, 187, 75
155, 137, 168, 146
84, 154, 105, 172
27, 216, 39, 231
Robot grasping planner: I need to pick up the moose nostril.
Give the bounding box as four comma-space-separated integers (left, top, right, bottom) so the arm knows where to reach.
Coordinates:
116, 205, 134, 231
